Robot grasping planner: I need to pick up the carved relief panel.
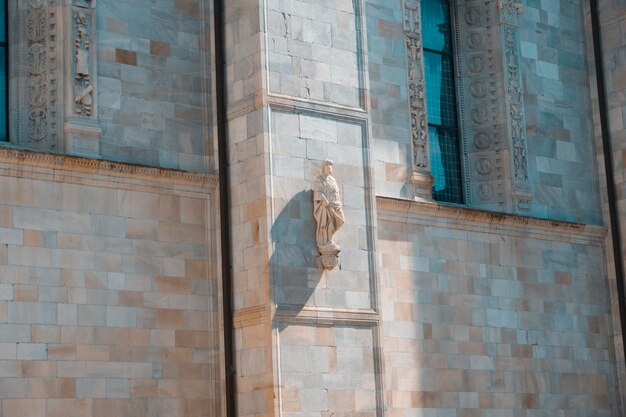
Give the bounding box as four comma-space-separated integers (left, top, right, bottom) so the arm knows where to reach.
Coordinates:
70, 0, 96, 118
499, 0, 531, 211
455, 0, 509, 210
402, 0, 434, 200
64, 0, 100, 157
10, 0, 100, 156
11, 0, 63, 151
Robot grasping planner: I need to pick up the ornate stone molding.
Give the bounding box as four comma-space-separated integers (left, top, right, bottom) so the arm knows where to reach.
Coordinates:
376, 196, 606, 240
498, 0, 531, 211
456, 0, 508, 210
403, 0, 434, 201
12, 0, 63, 151
0, 147, 218, 188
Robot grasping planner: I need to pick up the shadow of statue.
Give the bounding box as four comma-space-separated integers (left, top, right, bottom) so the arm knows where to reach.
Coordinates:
269, 189, 325, 310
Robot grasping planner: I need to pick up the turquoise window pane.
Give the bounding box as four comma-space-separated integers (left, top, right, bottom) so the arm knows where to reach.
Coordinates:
429, 126, 463, 204
421, 0, 452, 53
422, 0, 463, 203
0, 47, 6, 141
424, 51, 457, 129
0, 0, 5, 43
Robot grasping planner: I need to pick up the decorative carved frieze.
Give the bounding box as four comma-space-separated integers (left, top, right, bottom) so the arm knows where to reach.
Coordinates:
11, 0, 64, 151
456, 0, 507, 208
403, 0, 434, 201
9, 0, 99, 154
498, 0, 531, 211
25, 0, 56, 146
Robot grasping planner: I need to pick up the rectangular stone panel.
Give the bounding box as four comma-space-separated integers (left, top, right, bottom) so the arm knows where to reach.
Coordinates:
277, 322, 380, 417
269, 109, 376, 310
265, 0, 364, 108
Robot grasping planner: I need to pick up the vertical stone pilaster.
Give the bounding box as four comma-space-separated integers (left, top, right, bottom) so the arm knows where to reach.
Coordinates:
402, 0, 434, 201
456, 0, 509, 211
64, 0, 101, 157
10, 0, 63, 151
498, 0, 531, 212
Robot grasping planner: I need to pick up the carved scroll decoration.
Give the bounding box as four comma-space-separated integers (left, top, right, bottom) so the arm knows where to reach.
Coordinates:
403, 0, 435, 201
403, 0, 429, 171
16, 0, 60, 149
26, 0, 49, 143
499, 0, 531, 210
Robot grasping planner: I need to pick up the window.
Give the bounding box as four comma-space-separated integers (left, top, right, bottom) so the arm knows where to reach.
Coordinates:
0, 0, 9, 142
0, 0, 6, 141
421, 0, 464, 204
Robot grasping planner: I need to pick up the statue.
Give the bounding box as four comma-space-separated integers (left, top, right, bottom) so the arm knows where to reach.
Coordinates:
313, 159, 345, 270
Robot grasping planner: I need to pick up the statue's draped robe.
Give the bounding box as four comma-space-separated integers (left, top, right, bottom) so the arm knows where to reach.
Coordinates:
313, 174, 345, 247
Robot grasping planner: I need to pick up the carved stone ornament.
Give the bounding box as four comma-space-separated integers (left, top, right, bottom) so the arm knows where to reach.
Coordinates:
478, 183, 493, 200
503, 24, 528, 184
26, 0, 52, 144
499, 0, 531, 212
476, 158, 492, 175
73, 11, 93, 116
312, 160, 345, 271
473, 131, 490, 149
403, 0, 435, 200
404, 0, 429, 170
65, 0, 101, 157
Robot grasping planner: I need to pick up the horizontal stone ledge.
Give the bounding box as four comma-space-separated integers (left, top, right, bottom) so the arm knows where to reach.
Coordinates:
275, 305, 379, 326
377, 196, 607, 240
0, 147, 218, 189
226, 92, 369, 122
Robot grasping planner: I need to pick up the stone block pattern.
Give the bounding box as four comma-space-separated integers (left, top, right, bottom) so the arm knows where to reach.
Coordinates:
364, 0, 413, 199
594, 0, 626, 403
266, 0, 363, 108
278, 323, 378, 417
269, 109, 374, 310
378, 209, 616, 417
97, 0, 213, 171
0, 171, 220, 416
520, 0, 601, 224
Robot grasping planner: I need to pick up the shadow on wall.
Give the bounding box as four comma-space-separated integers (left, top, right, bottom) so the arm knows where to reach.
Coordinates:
269, 189, 326, 310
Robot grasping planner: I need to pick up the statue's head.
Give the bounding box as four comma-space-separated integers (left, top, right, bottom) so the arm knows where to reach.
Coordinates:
321, 159, 333, 176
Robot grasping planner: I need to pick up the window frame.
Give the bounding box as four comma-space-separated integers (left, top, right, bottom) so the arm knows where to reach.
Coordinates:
421, 0, 468, 205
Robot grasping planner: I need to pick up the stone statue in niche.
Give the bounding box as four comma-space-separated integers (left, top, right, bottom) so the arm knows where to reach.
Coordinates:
313, 159, 345, 270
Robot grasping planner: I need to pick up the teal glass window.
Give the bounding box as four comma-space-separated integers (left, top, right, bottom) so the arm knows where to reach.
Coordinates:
0, 0, 6, 141
422, 0, 464, 204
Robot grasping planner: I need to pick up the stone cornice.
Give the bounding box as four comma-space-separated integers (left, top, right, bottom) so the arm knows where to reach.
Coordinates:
0, 147, 218, 188
376, 196, 607, 239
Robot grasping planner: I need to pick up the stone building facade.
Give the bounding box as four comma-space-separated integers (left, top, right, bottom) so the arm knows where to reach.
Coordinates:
0, 0, 625, 416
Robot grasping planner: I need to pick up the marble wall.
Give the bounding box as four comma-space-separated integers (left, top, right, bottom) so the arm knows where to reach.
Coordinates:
0, 150, 222, 417
378, 199, 617, 417
97, 0, 214, 171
